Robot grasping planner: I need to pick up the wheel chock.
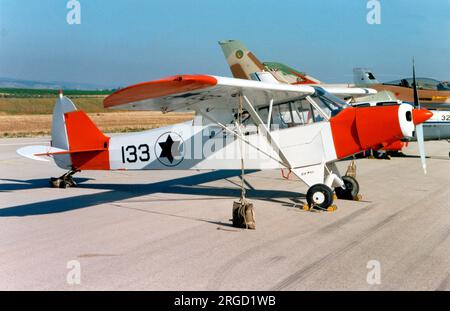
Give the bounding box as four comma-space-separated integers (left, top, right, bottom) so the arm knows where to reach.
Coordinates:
300, 203, 337, 212
332, 193, 338, 201
232, 201, 256, 229
327, 205, 338, 212
353, 194, 362, 201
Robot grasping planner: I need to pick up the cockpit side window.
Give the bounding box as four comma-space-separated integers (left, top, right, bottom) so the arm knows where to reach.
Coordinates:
258, 98, 320, 130
256, 88, 348, 130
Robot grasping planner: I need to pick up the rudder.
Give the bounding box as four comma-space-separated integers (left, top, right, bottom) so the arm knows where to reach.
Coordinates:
353, 68, 379, 86
51, 94, 110, 170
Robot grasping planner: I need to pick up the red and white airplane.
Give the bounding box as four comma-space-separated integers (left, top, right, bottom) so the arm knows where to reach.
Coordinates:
17, 74, 432, 210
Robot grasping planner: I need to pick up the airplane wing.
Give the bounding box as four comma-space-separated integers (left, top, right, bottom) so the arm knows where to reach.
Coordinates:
104, 75, 316, 112
320, 86, 377, 98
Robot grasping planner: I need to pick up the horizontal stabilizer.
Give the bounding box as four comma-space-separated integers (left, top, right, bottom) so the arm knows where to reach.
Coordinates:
17, 145, 65, 162
17, 145, 107, 162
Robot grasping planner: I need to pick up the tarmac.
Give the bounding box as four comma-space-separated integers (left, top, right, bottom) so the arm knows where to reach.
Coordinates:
0, 137, 449, 290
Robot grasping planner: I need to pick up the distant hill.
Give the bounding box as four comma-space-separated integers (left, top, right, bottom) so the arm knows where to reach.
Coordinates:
0, 77, 120, 91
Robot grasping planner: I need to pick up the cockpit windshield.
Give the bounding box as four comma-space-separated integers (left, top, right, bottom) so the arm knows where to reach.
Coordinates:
309, 86, 350, 118
384, 78, 450, 91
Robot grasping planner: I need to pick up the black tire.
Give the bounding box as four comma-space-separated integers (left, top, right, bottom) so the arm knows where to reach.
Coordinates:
50, 178, 60, 188
65, 177, 76, 187
335, 176, 359, 200
306, 184, 334, 209
387, 150, 404, 157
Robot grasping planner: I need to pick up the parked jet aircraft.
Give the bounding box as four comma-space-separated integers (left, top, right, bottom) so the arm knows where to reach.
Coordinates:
353, 68, 450, 109
17, 74, 432, 211
218, 40, 352, 89
219, 40, 322, 85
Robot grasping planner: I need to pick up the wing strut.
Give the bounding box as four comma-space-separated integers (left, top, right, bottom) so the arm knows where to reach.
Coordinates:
194, 108, 289, 168
241, 95, 293, 169
267, 98, 274, 128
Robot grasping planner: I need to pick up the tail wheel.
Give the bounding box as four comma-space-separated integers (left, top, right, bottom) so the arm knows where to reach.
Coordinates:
306, 184, 334, 209
335, 176, 360, 200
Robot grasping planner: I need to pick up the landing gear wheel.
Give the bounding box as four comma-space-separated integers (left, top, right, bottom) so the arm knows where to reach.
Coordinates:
335, 176, 360, 200
306, 184, 334, 210
50, 177, 61, 188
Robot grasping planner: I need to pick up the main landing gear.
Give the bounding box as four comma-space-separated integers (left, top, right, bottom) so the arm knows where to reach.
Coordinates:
334, 176, 360, 200
50, 170, 78, 188
335, 160, 362, 201
303, 160, 362, 211
305, 184, 335, 211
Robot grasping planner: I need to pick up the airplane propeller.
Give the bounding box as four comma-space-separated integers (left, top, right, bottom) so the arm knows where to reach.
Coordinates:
412, 58, 427, 174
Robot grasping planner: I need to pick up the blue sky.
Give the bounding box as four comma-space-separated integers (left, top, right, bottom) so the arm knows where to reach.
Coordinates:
0, 0, 449, 87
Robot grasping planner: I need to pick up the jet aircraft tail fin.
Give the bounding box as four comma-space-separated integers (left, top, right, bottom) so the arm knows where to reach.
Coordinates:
218, 40, 321, 84
218, 40, 267, 80
353, 68, 379, 86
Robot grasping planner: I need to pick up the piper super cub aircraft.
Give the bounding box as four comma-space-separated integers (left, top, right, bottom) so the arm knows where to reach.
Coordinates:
17, 74, 432, 210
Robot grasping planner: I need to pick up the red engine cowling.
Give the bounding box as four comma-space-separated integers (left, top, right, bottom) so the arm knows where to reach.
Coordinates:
330, 104, 432, 159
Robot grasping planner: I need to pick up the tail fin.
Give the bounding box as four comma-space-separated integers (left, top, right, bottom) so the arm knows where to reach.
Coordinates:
353, 68, 379, 85
218, 40, 266, 80
51, 94, 77, 169
18, 95, 110, 170
218, 40, 321, 84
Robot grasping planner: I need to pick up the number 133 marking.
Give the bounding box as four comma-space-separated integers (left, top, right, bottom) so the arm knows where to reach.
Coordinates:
121, 144, 150, 163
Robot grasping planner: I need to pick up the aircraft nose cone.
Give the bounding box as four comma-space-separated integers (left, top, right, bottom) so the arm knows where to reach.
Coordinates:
412, 109, 433, 125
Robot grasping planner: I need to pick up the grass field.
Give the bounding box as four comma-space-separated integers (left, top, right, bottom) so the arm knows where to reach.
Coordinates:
0, 112, 194, 137
0, 87, 114, 97
0, 97, 109, 114
0, 92, 194, 137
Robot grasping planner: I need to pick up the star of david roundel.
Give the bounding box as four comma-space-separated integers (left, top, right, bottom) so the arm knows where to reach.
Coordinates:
155, 132, 185, 167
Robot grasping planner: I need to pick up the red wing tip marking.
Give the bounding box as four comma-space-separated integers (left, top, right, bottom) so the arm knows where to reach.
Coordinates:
104, 75, 218, 108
